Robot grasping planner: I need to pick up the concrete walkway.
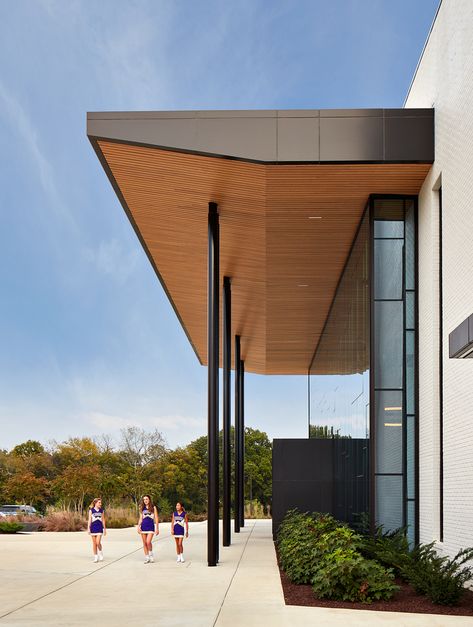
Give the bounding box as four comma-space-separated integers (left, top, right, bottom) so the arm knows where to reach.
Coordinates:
0, 520, 471, 626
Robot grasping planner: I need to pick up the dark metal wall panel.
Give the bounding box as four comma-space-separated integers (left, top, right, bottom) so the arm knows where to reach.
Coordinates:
385, 115, 435, 161
87, 108, 434, 164
320, 115, 383, 161
272, 438, 369, 538
449, 314, 473, 358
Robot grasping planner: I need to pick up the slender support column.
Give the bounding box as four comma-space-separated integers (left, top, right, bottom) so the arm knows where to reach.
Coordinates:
207, 202, 219, 566
222, 276, 231, 547
239, 359, 245, 528
234, 335, 241, 533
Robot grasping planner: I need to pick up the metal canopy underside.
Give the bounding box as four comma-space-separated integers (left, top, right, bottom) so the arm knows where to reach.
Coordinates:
87, 109, 433, 375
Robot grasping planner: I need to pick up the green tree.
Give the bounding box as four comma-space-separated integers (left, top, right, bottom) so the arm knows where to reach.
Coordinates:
309, 424, 352, 439
11, 440, 45, 458
158, 447, 207, 513
244, 427, 272, 510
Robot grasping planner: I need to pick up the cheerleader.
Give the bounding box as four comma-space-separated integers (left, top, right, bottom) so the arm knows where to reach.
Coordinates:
137, 495, 159, 563
87, 497, 106, 563
171, 502, 188, 563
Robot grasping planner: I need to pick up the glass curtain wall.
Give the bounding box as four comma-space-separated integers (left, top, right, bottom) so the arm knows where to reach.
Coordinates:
309, 197, 417, 542
309, 210, 370, 524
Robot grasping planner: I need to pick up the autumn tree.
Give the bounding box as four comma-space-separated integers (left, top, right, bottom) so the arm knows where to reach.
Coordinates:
3, 472, 49, 509
52, 465, 100, 513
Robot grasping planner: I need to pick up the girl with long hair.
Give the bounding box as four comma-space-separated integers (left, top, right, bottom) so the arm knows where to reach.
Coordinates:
137, 495, 159, 563
87, 497, 106, 563
171, 501, 188, 563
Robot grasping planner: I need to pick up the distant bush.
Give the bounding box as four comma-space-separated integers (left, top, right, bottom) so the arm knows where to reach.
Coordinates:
245, 500, 271, 519
106, 507, 136, 529
0, 521, 24, 534
8, 513, 43, 523
157, 498, 173, 521
402, 543, 473, 606
187, 511, 207, 522
40, 511, 87, 532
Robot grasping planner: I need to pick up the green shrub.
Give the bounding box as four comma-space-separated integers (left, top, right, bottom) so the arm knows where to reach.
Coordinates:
402, 543, 473, 605
277, 510, 361, 585
362, 526, 411, 576
312, 548, 399, 603
0, 522, 24, 534
277, 510, 340, 584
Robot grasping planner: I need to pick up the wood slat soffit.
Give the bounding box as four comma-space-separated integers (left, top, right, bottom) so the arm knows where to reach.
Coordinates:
93, 138, 430, 375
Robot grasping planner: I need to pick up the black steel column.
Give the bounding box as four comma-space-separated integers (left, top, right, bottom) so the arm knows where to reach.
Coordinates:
207, 202, 219, 566
234, 335, 241, 533
222, 276, 231, 547
239, 359, 245, 528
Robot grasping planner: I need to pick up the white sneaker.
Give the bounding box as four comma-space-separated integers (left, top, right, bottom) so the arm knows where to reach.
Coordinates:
98, 552, 104, 562
176, 556, 181, 562
149, 554, 154, 563
144, 556, 150, 564
180, 555, 185, 563
93, 555, 98, 563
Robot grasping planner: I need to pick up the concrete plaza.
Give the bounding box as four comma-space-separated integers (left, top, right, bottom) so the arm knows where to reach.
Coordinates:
0, 519, 471, 626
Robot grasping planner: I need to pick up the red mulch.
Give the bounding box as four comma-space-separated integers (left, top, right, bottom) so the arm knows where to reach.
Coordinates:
276, 548, 473, 616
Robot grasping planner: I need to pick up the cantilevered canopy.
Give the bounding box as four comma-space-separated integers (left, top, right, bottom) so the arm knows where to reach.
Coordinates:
87, 109, 433, 375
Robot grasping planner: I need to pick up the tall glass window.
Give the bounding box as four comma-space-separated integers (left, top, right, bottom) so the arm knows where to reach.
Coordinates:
372, 198, 417, 544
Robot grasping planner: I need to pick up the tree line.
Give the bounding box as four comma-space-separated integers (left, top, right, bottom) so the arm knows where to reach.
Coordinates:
0, 426, 272, 516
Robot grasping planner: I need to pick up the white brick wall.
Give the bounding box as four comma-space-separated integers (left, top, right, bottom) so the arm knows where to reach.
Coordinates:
406, 0, 473, 556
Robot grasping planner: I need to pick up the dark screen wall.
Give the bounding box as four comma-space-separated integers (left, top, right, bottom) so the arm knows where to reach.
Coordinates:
272, 438, 369, 537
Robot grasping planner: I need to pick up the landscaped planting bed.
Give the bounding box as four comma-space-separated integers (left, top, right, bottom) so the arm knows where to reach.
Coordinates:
276, 510, 473, 616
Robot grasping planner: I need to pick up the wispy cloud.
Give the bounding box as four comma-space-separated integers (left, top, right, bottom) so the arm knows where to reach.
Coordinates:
83, 238, 140, 284
85, 410, 202, 434
0, 78, 76, 229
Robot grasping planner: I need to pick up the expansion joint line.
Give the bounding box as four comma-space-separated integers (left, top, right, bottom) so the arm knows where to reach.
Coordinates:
213, 520, 256, 627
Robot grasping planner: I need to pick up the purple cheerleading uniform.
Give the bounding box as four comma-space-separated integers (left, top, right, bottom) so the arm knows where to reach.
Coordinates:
90, 507, 104, 534
141, 507, 155, 533
173, 510, 186, 536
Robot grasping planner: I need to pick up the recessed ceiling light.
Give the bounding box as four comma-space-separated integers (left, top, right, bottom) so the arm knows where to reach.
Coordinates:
384, 406, 402, 411
297, 284, 309, 287
384, 422, 402, 427
308, 216, 322, 219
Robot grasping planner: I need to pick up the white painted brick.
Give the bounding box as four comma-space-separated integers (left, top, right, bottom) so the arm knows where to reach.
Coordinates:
406, 0, 473, 557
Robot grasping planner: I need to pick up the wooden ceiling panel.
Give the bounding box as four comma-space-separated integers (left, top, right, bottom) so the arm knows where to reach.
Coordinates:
97, 139, 430, 374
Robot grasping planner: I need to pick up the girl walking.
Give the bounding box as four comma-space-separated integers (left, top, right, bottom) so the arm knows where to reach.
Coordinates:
137, 495, 159, 563
87, 497, 106, 563
171, 502, 188, 563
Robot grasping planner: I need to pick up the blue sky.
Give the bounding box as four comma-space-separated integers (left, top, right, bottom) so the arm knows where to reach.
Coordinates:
0, 0, 439, 450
